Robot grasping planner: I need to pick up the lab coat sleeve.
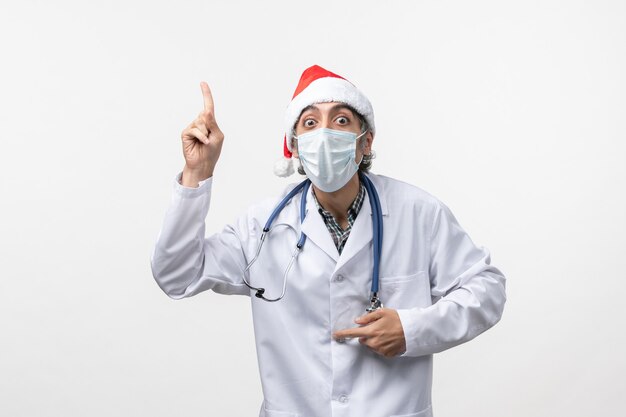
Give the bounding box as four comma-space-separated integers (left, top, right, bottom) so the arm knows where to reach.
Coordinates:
150, 173, 250, 299
396, 201, 506, 357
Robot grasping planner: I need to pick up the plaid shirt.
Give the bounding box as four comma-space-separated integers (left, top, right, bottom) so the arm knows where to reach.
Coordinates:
311, 182, 366, 254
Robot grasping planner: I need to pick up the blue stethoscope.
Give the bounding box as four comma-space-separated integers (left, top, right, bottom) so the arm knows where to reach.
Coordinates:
242, 172, 384, 312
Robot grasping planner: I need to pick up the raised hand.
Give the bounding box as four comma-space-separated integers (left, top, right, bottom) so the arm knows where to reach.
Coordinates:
180, 82, 225, 187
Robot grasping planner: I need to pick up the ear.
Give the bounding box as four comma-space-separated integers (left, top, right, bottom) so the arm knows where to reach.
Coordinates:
364, 130, 374, 154
290, 137, 299, 158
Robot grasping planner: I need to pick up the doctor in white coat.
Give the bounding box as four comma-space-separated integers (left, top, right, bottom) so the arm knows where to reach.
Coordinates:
151, 65, 507, 417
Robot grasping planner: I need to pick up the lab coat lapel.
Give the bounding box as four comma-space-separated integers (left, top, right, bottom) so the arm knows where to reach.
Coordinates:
300, 186, 340, 262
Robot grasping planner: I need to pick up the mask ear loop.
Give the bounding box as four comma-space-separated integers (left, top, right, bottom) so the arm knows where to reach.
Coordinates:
355, 130, 369, 165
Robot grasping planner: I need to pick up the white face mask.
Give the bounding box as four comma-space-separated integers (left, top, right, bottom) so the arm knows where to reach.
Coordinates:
295, 128, 367, 192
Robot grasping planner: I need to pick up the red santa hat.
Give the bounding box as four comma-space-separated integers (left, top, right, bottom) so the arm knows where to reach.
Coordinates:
273, 65, 375, 177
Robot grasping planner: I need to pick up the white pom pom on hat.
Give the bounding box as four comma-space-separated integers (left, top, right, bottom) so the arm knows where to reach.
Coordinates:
273, 151, 295, 177
273, 65, 375, 177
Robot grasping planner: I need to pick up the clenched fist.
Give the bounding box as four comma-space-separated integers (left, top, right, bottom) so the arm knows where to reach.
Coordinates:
180, 82, 224, 187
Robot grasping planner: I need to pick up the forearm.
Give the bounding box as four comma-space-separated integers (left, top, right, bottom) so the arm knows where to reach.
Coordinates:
151, 174, 213, 299
181, 164, 213, 188
397, 252, 506, 357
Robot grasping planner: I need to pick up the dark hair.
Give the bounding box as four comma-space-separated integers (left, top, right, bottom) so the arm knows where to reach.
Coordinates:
291, 103, 374, 175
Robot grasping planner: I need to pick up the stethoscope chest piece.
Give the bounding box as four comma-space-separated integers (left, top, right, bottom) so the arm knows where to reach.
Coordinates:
366, 293, 383, 312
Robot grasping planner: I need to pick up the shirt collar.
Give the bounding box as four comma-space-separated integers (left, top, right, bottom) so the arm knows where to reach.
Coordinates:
311, 181, 366, 221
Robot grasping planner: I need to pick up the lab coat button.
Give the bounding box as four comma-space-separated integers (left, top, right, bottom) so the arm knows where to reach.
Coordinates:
335, 274, 344, 282
338, 394, 349, 403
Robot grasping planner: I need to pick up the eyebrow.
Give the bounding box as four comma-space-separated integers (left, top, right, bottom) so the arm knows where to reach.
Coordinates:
300, 103, 357, 116
330, 103, 357, 115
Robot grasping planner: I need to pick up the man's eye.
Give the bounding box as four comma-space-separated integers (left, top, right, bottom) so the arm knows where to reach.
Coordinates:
336, 116, 349, 125
304, 119, 316, 127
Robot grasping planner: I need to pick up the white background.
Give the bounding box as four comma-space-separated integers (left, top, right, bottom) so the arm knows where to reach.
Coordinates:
1, 1, 625, 416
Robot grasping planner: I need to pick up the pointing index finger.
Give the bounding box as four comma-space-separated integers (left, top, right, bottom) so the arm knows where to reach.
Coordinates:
200, 81, 215, 112
333, 326, 371, 340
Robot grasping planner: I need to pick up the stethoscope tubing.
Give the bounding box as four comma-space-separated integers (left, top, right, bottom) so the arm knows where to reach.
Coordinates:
243, 174, 383, 309
360, 173, 383, 296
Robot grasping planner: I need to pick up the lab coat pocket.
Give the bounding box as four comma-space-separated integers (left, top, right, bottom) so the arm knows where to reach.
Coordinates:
379, 271, 431, 309
390, 404, 433, 417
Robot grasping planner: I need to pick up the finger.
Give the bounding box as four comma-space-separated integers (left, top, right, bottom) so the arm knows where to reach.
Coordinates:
193, 114, 209, 136
205, 113, 221, 131
333, 327, 371, 340
354, 310, 383, 325
359, 338, 383, 356
197, 108, 220, 132
185, 127, 209, 144
200, 81, 215, 112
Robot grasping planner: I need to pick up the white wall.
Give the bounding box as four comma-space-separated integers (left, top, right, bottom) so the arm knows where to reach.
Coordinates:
1, 1, 624, 416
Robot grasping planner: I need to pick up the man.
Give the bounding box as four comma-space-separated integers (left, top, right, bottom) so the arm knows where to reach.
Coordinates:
151, 65, 506, 417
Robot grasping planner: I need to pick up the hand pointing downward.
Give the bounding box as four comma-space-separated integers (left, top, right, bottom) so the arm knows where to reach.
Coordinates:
332, 308, 407, 358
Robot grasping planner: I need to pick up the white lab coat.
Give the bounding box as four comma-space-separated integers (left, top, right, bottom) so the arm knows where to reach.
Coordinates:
151, 172, 506, 417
